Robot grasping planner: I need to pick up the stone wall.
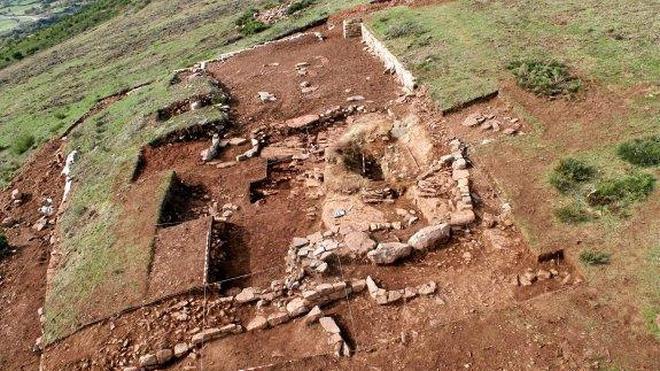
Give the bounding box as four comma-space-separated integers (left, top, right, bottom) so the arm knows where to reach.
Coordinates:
361, 24, 417, 93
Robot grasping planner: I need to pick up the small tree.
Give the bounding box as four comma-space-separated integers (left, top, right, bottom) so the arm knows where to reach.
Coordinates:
0, 233, 9, 258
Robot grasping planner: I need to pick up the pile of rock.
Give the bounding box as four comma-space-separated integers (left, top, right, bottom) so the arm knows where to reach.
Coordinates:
130, 324, 242, 370
462, 112, 521, 135
516, 267, 569, 286
236, 128, 266, 162
446, 139, 476, 227
281, 105, 358, 134
365, 276, 436, 305
319, 316, 351, 357
286, 233, 341, 274
362, 187, 397, 204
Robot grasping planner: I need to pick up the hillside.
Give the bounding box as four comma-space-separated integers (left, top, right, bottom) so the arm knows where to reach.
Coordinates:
0, 0, 658, 370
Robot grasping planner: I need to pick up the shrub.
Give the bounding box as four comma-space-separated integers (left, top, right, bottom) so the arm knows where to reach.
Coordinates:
549, 158, 596, 194
385, 21, 427, 39
555, 203, 593, 224
54, 112, 67, 120
12, 133, 35, 155
617, 135, 660, 167
507, 59, 581, 97
287, 0, 316, 15
579, 250, 611, 266
588, 172, 655, 207
235, 8, 269, 36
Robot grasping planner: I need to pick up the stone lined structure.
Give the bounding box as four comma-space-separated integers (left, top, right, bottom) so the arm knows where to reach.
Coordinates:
343, 18, 362, 38
361, 24, 417, 92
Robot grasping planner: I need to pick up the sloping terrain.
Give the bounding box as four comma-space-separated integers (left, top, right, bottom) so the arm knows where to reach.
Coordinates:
0, 0, 658, 370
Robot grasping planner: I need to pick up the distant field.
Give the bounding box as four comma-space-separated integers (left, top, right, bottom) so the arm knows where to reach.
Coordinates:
0, 0, 75, 36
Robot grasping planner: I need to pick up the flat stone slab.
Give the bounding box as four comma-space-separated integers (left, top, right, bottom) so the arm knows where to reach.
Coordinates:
285, 114, 320, 129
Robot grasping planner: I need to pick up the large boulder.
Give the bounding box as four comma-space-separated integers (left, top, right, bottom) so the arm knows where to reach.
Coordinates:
407, 223, 451, 251
367, 242, 411, 265
343, 231, 376, 256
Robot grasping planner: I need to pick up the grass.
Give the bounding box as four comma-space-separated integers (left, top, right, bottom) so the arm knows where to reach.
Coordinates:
555, 202, 593, 224
588, 172, 656, 209
549, 158, 597, 194
617, 135, 660, 167
0, 0, 366, 343
11, 133, 35, 154
235, 8, 269, 36
0, 0, 366, 188
367, 1, 659, 110
0, 0, 147, 69
384, 20, 427, 39
507, 59, 581, 97
287, 0, 316, 15
579, 250, 611, 266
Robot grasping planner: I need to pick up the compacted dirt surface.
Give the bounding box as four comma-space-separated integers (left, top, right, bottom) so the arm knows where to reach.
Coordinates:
2, 6, 658, 371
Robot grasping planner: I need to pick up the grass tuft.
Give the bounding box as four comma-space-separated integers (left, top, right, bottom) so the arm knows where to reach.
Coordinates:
385, 20, 427, 39
588, 172, 655, 208
617, 135, 660, 167
287, 0, 316, 15
549, 158, 596, 194
12, 134, 35, 155
236, 8, 269, 36
555, 202, 593, 224
507, 59, 581, 97
579, 250, 611, 266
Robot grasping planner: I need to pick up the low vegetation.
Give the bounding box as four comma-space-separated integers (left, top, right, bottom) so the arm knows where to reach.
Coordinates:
287, 0, 316, 15
588, 172, 656, 209
617, 135, 660, 167
12, 133, 35, 155
0, 0, 150, 69
385, 20, 427, 39
235, 8, 269, 36
579, 250, 611, 266
549, 158, 596, 194
554, 202, 593, 224
507, 60, 582, 97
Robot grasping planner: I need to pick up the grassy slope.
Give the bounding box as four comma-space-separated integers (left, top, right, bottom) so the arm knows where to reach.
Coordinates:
367, 0, 660, 344
0, 0, 364, 343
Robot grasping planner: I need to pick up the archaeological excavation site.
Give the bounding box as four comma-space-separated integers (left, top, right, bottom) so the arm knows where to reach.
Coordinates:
1, 1, 658, 370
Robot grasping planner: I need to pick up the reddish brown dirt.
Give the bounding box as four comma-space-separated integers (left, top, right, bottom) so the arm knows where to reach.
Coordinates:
0, 140, 64, 370
7, 6, 658, 371
147, 217, 210, 301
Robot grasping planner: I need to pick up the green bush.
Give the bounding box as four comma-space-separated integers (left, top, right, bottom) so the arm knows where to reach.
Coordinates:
507, 60, 581, 97
235, 8, 269, 36
12, 133, 35, 155
579, 250, 611, 266
555, 203, 593, 224
287, 0, 316, 15
617, 135, 660, 167
385, 21, 427, 39
549, 158, 596, 194
588, 172, 655, 207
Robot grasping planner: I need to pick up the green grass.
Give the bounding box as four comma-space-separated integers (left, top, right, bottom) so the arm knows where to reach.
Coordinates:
367, 1, 659, 111
11, 132, 35, 154
0, 0, 365, 188
287, 0, 316, 15
1, 0, 366, 343
588, 172, 656, 209
0, 0, 145, 69
549, 157, 597, 194
579, 250, 611, 266
507, 59, 581, 97
384, 20, 427, 39
617, 135, 660, 167
235, 7, 269, 36
554, 202, 593, 224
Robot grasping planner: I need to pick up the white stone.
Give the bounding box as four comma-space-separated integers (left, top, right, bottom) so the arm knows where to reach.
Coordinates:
407, 223, 451, 251
367, 242, 412, 265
